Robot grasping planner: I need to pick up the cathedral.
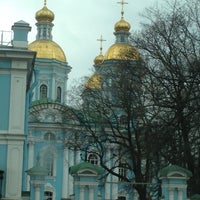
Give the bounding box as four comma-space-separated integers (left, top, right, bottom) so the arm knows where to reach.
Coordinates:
0, 1, 193, 200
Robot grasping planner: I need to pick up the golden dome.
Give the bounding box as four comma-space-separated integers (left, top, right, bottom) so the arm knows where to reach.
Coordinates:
29, 40, 67, 62
85, 74, 101, 89
35, 6, 54, 23
105, 43, 140, 61
114, 17, 131, 32
94, 54, 104, 65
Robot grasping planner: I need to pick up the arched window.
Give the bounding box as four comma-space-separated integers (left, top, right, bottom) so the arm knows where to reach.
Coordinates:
118, 162, 128, 181
44, 191, 53, 200
120, 115, 128, 126
56, 86, 61, 102
120, 35, 125, 42
43, 28, 47, 39
40, 84, 47, 99
88, 154, 98, 165
44, 153, 54, 176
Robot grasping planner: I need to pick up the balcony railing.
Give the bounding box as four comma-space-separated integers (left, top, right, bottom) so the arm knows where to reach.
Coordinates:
0, 30, 12, 46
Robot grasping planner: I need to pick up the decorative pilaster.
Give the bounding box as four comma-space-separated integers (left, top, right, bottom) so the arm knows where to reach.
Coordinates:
105, 149, 111, 200
69, 149, 74, 195
35, 184, 41, 200
89, 185, 94, 200
76, 150, 81, 164
169, 188, 174, 200
178, 188, 183, 200
62, 148, 68, 198
27, 139, 35, 190
79, 185, 85, 200
112, 163, 118, 200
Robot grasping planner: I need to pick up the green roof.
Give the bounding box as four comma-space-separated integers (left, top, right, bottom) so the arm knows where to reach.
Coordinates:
26, 162, 48, 176
70, 162, 104, 175
159, 164, 192, 178
30, 98, 62, 107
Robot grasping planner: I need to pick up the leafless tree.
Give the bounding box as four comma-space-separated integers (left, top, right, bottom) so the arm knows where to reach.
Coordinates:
131, 0, 200, 195
67, 59, 163, 200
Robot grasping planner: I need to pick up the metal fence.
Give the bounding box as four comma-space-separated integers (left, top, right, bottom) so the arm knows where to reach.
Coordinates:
0, 30, 12, 46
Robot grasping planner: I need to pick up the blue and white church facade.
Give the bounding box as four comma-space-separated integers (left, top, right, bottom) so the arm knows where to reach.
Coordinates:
0, 2, 194, 200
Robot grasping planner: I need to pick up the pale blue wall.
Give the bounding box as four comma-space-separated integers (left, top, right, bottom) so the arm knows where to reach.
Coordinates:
27, 130, 65, 199
0, 60, 11, 69
0, 74, 11, 130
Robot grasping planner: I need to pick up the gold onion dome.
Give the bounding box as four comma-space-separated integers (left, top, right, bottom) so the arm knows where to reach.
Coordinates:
29, 40, 67, 62
114, 17, 131, 32
35, 5, 54, 23
85, 74, 101, 89
105, 43, 140, 61
94, 54, 104, 65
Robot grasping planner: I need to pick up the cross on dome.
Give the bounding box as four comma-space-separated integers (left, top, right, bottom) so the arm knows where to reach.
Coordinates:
97, 35, 106, 55
117, 0, 128, 17
44, 0, 47, 6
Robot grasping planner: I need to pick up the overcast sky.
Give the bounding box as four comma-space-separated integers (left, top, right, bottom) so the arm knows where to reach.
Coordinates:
0, 0, 158, 86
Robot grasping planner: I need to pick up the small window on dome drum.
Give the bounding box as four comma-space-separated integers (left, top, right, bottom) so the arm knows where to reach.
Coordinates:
56, 86, 61, 103
120, 35, 125, 42
40, 84, 47, 99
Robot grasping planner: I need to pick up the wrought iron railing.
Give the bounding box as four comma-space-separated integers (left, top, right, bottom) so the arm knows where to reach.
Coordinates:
0, 30, 12, 46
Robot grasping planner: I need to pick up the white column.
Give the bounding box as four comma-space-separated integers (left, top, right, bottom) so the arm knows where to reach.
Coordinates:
80, 185, 85, 200
52, 74, 56, 100
5, 141, 24, 198
76, 150, 81, 164
62, 148, 68, 198
89, 185, 94, 200
27, 140, 35, 190
105, 150, 111, 200
112, 167, 118, 200
35, 185, 40, 200
9, 70, 26, 134
64, 75, 68, 104
69, 149, 74, 195
178, 188, 183, 200
169, 188, 174, 200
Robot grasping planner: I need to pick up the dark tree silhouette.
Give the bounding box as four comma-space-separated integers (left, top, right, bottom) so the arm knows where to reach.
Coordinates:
131, 0, 200, 195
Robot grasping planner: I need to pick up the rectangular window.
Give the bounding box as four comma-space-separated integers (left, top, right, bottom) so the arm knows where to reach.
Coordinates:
119, 163, 127, 181
44, 191, 53, 200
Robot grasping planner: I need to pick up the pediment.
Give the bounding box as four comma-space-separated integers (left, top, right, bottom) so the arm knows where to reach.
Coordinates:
78, 169, 98, 176
167, 171, 186, 178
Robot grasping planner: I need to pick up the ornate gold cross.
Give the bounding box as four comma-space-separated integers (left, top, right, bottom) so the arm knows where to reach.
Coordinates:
117, 0, 128, 17
97, 35, 106, 54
